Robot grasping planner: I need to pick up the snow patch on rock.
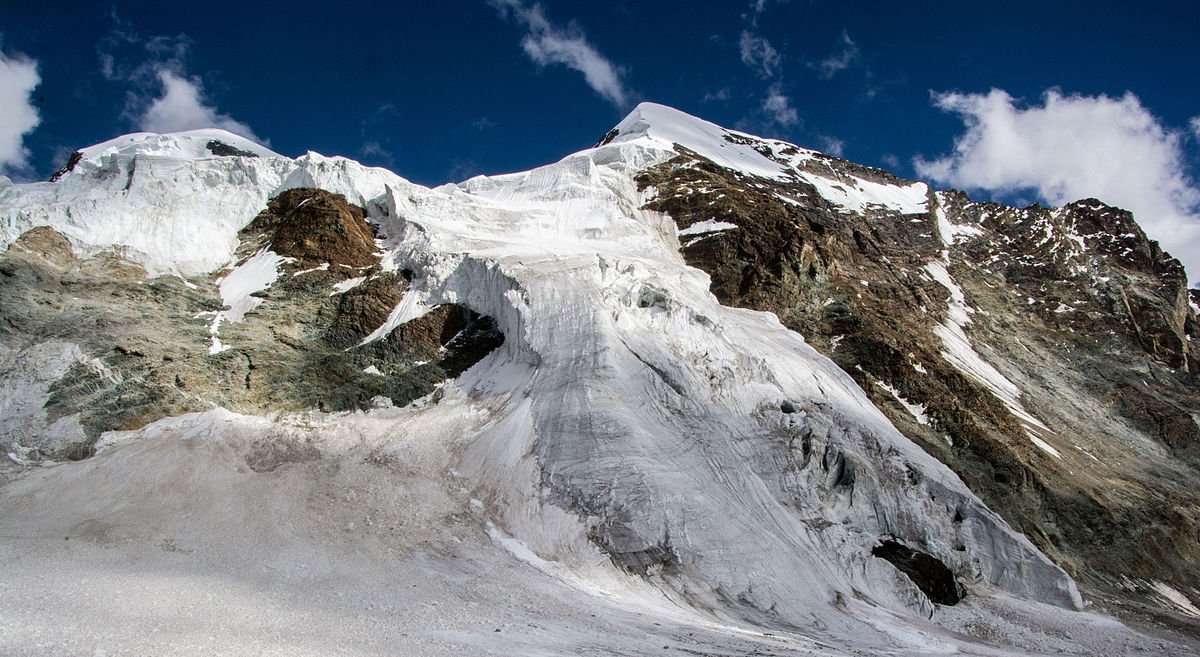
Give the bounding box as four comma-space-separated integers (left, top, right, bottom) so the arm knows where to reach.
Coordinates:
874, 380, 931, 426
803, 173, 928, 215
360, 289, 433, 346
925, 259, 1052, 439
678, 219, 737, 236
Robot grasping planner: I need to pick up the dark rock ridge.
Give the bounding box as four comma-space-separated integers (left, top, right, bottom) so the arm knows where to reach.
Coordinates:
0, 188, 502, 461
205, 139, 259, 158
636, 135, 1200, 616
48, 151, 82, 182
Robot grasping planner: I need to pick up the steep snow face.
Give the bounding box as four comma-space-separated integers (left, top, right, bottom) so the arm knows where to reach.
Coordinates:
611, 103, 792, 179
0, 111, 1082, 645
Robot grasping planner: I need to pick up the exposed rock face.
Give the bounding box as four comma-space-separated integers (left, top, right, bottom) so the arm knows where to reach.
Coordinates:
0, 188, 503, 461
637, 137, 1200, 609
48, 151, 82, 182
241, 187, 380, 268
205, 139, 259, 158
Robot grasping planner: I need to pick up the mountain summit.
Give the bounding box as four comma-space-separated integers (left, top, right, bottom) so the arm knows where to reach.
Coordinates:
1, 103, 1197, 656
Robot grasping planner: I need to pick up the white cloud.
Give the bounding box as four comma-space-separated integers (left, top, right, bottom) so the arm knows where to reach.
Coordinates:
739, 30, 780, 79
916, 88, 1200, 287
360, 141, 389, 157
95, 14, 263, 145
763, 84, 798, 126
1191, 116, 1200, 140
490, 0, 628, 108
0, 50, 42, 172
813, 32, 859, 79
138, 70, 261, 142
818, 135, 845, 157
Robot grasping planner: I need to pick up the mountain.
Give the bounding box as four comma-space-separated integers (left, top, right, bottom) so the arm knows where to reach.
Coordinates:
0, 104, 1197, 656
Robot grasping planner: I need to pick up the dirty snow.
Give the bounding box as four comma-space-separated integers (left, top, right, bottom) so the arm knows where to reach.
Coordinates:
1150, 581, 1200, 619
1027, 430, 1063, 459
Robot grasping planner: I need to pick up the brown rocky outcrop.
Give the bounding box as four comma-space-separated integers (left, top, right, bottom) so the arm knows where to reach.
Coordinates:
241, 188, 379, 268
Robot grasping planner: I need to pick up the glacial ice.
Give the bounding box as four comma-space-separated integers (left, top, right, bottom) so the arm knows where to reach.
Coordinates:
0, 106, 1095, 653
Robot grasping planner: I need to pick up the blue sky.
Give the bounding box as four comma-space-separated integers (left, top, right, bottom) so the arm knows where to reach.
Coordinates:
3, 1, 1200, 281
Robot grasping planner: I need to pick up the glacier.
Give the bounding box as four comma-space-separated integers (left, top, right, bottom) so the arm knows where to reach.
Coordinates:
1, 103, 1193, 656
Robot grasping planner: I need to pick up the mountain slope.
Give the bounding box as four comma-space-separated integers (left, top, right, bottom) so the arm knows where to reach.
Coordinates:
620, 103, 1200, 615
0, 105, 1197, 655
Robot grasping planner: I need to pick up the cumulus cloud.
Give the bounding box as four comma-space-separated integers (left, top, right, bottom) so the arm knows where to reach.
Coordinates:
490, 0, 628, 108
1191, 116, 1200, 140
739, 30, 781, 79
138, 70, 260, 140
0, 49, 42, 172
812, 31, 859, 79
916, 88, 1200, 286
97, 13, 263, 143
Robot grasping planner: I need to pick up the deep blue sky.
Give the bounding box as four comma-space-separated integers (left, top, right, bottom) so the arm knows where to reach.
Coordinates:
5, 0, 1199, 191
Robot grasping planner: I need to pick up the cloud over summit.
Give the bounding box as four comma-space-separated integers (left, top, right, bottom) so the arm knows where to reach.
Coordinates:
97, 14, 263, 145
138, 70, 259, 141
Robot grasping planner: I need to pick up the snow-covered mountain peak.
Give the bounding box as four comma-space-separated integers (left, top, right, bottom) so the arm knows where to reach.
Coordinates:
607, 103, 930, 216
0, 132, 417, 277
607, 102, 798, 179
74, 128, 279, 163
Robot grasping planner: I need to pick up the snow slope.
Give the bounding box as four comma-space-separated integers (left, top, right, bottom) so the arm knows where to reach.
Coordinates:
0, 108, 1142, 655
